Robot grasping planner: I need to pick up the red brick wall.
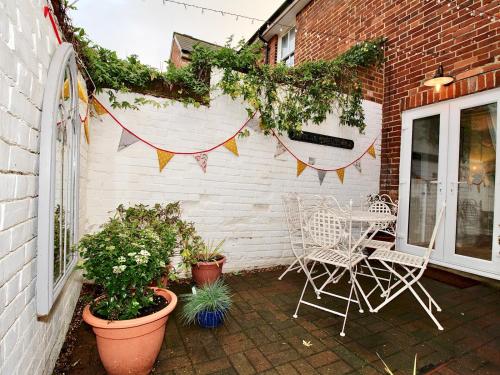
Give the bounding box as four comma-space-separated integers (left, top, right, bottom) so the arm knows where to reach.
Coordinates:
291, 0, 499, 198
170, 38, 189, 68
268, 35, 279, 65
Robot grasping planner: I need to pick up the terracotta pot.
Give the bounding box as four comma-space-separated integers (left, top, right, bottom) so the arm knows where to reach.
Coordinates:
83, 288, 177, 375
149, 265, 173, 288
191, 256, 226, 286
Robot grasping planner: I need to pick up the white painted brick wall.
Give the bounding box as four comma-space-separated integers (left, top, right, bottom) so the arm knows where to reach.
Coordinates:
0, 2, 87, 375
86, 88, 382, 272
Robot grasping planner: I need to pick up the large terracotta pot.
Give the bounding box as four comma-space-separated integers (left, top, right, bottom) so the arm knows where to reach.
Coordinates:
191, 256, 226, 286
83, 288, 177, 375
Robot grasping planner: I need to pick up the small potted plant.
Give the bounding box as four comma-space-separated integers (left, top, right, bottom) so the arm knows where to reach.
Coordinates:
80, 218, 177, 375
182, 239, 226, 286
181, 279, 232, 328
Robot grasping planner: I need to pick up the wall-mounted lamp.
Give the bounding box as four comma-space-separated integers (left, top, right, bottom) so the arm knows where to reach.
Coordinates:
423, 65, 454, 92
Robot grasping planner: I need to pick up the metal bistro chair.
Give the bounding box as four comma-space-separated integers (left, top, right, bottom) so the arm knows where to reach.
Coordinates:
279, 194, 325, 280
293, 202, 367, 337
360, 194, 399, 251
369, 203, 446, 330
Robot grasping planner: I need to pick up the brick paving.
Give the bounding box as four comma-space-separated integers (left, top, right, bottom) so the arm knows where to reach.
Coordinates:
61, 267, 500, 374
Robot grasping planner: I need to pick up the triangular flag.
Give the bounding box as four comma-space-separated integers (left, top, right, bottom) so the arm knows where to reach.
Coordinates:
336, 168, 345, 184
308, 157, 316, 165
83, 117, 90, 144
297, 160, 307, 177
223, 138, 239, 156
78, 81, 88, 103
354, 160, 362, 173
93, 100, 108, 115
367, 144, 376, 159
157, 150, 174, 172
118, 129, 140, 151
194, 153, 208, 173
317, 170, 327, 185
63, 79, 70, 99
247, 116, 261, 132
274, 142, 287, 158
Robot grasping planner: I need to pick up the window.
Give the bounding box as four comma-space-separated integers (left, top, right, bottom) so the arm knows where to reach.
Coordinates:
37, 43, 80, 316
280, 27, 295, 66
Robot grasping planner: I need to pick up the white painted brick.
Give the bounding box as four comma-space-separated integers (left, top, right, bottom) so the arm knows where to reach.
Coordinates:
0, 39, 17, 80
7, 146, 37, 174
0, 174, 16, 201
0, 228, 11, 259
5, 272, 20, 305
0, 198, 30, 230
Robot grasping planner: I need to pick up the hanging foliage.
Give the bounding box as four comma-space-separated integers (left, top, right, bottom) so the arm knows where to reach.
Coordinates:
73, 27, 384, 134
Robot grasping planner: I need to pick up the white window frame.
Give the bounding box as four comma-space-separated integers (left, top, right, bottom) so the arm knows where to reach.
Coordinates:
278, 27, 296, 66
37, 43, 80, 316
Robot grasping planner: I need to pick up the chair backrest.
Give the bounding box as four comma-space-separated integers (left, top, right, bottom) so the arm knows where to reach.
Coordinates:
365, 194, 399, 235
423, 202, 446, 265
306, 208, 346, 248
282, 194, 301, 233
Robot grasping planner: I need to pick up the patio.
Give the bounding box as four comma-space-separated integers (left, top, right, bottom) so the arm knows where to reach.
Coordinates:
56, 267, 500, 375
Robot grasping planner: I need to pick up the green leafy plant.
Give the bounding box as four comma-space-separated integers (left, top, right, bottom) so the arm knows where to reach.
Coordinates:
181, 279, 232, 325
181, 239, 225, 267
79, 218, 175, 320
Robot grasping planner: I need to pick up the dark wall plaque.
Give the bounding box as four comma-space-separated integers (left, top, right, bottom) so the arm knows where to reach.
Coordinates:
288, 131, 354, 149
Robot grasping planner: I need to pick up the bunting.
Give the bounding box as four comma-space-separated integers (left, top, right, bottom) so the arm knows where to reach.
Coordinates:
157, 150, 174, 172
223, 138, 239, 156
274, 142, 287, 158
93, 100, 108, 115
247, 116, 261, 132
336, 168, 345, 184
297, 160, 307, 177
194, 153, 208, 173
317, 170, 327, 185
118, 129, 140, 151
367, 144, 376, 159
63, 80, 88, 103
354, 161, 362, 173
83, 117, 90, 144
308, 157, 316, 165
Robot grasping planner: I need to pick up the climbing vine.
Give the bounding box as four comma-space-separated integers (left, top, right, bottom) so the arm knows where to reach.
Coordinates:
74, 27, 384, 134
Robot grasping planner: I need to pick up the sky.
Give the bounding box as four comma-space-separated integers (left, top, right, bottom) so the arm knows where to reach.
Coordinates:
70, 0, 283, 70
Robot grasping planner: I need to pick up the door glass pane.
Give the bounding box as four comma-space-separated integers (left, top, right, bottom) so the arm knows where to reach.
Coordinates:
281, 33, 288, 58
408, 115, 440, 246
455, 103, 497, 260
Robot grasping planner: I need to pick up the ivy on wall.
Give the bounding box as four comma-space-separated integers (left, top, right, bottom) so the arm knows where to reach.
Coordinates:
55, 0, 385, 134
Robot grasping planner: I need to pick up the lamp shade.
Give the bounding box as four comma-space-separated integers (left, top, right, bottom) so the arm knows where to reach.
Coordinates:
424, 65, 454, 92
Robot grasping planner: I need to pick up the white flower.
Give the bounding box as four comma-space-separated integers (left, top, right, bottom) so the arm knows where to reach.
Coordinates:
139, 250, 150, 257
127, 252, 137, 257
118, 256, 126, 263
112, 265, 126, 274
159, 261, 166, 268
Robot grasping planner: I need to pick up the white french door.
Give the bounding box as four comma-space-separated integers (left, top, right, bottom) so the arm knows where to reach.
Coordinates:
398, 88, 500, 280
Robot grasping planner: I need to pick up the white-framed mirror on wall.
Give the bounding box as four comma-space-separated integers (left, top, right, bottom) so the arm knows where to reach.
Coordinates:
37, 42, 81, 316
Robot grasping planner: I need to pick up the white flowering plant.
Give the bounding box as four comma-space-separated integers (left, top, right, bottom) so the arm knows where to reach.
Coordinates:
79, 219, 175, 320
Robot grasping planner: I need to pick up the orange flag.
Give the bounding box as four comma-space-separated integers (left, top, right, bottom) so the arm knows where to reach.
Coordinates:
297, 160, 307, 177
223, 138, 239, 156
93, 100, 108, 115
83, 117, 90, 144
336, 168, 345, 183
157, 150, 174, 172
367, 144, 376, 159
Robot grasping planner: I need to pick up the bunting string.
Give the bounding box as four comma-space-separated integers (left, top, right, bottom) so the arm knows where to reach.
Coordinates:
272, 129, 378, 172
93, 98, 256, 155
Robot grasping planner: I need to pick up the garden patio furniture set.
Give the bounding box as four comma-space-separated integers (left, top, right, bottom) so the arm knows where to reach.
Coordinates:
281, 193, 446, 337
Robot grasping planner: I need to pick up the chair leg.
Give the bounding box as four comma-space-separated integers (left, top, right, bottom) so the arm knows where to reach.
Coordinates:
293, 262, 317, 318
340, 279, 356, 337
278, 257, 302, 280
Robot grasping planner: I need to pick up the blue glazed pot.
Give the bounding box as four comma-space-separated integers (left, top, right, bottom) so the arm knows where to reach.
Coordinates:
197, 310, 225, 328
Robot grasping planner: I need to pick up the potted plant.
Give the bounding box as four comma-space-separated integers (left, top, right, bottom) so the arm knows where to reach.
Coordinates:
182, 239, 226, 286
116, 203, 179, 286
181, 279, 232, 328
80, 218, 177, 375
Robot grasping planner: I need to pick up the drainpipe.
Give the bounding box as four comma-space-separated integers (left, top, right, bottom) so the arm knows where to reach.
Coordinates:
258, 33, 269, 64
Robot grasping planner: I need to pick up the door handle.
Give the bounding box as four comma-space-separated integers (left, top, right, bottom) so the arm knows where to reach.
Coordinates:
450, 181, 467, 193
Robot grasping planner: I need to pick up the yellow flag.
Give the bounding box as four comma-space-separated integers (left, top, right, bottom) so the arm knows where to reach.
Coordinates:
83, 117, 90, 144
93, 100, 108, 115
62, 80, 88, 103
78, 81, 88, 103
336, 168, 345, 184
157, 150, 174, 172
297, 160, 307, 177
223, 138, 239, 156
367, 144, 376, 159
